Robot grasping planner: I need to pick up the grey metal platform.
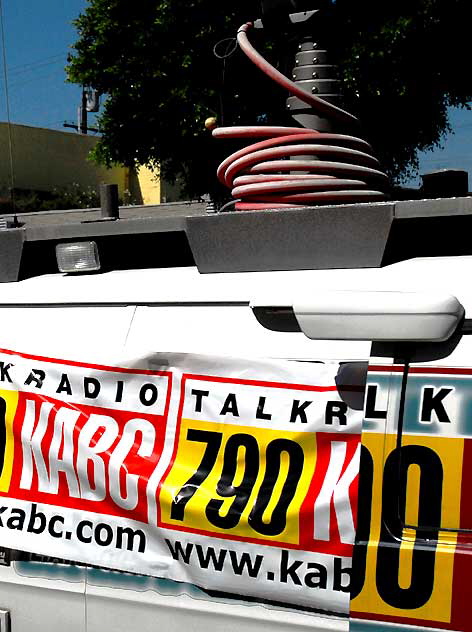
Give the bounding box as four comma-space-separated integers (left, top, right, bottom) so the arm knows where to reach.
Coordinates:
186, 196, 472, 273
1, 196, 472, 282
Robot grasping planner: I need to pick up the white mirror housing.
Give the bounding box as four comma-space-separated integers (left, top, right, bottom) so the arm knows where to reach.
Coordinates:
252, 291, 465, 342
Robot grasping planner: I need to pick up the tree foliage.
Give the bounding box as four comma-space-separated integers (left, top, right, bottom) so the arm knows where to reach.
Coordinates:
67, 0, 472, 198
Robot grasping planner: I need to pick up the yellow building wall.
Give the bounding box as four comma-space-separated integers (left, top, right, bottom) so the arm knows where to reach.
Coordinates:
0, 123, 127, 195
0, 122, 163, 206
135, 165, 161, 205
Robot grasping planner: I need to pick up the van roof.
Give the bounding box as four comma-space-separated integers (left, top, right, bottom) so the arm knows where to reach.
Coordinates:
2, 195, 472, 283
1, 256, 471, 309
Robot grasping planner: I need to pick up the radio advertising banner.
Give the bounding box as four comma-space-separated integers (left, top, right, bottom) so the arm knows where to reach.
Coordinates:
351, 364, 472, 632
0, 348, 363, 613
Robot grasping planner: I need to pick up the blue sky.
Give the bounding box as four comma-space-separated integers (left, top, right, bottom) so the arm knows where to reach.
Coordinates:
0, 0, 97, 131
0, 0, 470, 189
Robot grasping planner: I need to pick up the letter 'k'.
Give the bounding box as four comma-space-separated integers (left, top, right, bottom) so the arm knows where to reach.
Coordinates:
313, 442, 360, 545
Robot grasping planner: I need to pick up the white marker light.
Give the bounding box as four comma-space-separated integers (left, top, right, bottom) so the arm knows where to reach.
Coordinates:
56, 241, 100, 273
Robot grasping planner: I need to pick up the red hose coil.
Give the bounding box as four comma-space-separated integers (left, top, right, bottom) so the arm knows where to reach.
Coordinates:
214, 22, 388, 210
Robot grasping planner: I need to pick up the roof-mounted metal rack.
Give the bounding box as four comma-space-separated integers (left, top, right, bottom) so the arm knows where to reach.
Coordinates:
1, 195, 472, 282
187, 195, 472, 273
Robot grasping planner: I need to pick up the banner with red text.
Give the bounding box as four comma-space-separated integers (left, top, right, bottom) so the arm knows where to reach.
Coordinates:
0, 348, 362, 613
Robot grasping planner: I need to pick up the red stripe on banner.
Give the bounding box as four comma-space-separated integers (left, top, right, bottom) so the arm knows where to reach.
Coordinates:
450, 439, 472, 630
457, 439, 472, 533
370, 364, 472, 376
184, 373, 338, 392
450, 540, 472, 632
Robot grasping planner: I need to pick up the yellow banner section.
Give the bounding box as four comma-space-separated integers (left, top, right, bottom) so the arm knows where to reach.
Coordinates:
160, 418, 317, 545
352, 432, 462, 623
0, 389, 18, 493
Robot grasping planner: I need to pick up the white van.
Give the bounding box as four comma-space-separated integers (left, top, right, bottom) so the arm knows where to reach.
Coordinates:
1, 199, 472, 632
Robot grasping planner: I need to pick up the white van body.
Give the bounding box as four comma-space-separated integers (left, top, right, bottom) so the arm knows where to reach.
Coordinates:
1, 254, 471, 632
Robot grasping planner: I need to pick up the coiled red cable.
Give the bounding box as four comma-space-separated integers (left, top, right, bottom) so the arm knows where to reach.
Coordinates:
214, 22, 388, 210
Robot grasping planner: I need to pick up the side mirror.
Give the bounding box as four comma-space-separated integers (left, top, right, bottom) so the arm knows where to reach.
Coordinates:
252, 291, 464, 342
